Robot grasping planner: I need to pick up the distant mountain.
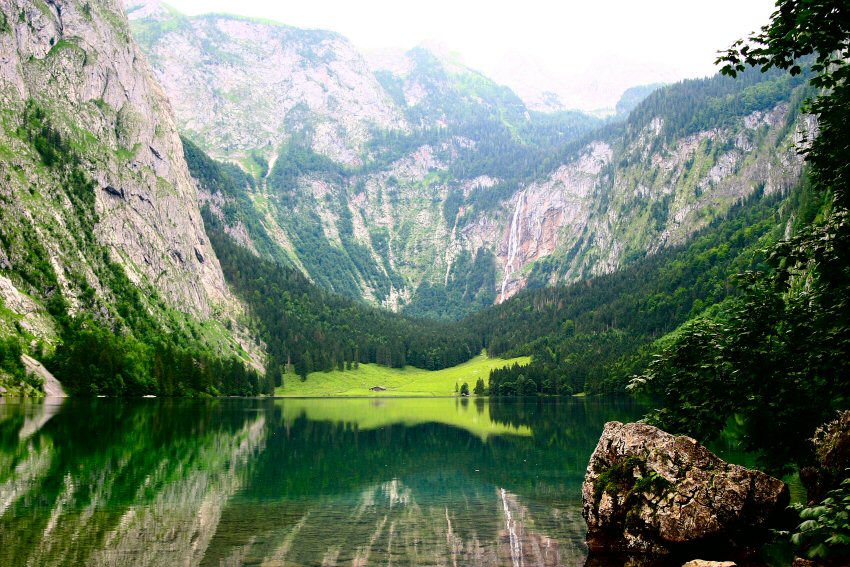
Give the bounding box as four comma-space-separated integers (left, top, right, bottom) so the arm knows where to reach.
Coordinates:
486, 52, 684, 116
615, 83, 664, 116
129, 3, 600, 314
0, 0, 820, 405
129, 3, 811, 322
127, 0, 406, 167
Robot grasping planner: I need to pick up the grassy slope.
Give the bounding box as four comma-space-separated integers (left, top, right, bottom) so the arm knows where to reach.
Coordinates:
275, 353, 531, 397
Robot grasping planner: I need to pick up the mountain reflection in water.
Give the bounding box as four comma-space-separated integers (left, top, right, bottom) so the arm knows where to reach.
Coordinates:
0, 397, 648, 566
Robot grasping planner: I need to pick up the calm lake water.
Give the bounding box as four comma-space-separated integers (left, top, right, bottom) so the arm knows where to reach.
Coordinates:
1, 396, 746, 566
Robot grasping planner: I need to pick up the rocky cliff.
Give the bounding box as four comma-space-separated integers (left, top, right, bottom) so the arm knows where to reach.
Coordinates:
128, 0, 407, 167
259, 90, 807, 312
0, 0, 241, 345
494, 100, 810, 300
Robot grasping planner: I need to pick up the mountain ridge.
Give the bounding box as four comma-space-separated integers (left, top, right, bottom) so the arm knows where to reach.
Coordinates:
0, 0, 825, 405
162, 24, 808, 317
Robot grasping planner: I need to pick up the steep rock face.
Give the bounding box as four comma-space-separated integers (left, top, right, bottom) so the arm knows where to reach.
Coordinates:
197, 97, 805, 313
128, 0, 407, 166
128, 4, 600, 314
582, 421, 789, 558
0, 0, 229, 318
494, 141, 611, 302
494, 102, 808, 300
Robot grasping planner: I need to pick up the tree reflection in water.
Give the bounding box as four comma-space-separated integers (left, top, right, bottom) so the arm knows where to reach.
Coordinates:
0, 397, 648, 566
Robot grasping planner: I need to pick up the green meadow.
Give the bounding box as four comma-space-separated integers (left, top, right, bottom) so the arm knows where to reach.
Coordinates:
275, 352, 531, 397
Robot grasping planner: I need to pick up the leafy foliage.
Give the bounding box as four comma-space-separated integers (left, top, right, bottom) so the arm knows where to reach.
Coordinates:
791, 473, 850, 561
403, 249, 496, 320
0, 337, 25, 382
50, 319, 269, 397
473, 378, 485, 396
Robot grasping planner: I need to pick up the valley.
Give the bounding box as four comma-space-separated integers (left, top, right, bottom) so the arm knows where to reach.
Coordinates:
0, 0, 848, 565
128, 0, 810, 319
0, 0, 826, 403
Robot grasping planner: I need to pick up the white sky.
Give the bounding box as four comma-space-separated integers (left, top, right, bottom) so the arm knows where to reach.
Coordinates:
158, 0, 776, 109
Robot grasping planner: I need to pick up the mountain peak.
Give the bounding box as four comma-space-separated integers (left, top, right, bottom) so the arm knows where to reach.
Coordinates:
125, 0, 176, 21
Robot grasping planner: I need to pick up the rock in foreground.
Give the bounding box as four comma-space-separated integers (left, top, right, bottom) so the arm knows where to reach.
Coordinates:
582, 421, 789, 558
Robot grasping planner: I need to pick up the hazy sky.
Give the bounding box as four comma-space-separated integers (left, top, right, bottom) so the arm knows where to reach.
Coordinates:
158, 0, 777, 109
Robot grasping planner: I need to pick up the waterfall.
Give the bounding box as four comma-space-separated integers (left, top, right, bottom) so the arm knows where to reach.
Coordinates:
499, 192, 525, 303
445, 217, 459, 286
500, 488, 523, 567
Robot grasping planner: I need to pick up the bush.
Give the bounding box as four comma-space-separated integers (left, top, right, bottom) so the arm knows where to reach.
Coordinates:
791, 471, 850, 562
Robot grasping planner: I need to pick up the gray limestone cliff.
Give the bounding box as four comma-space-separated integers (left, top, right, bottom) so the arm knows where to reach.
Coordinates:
127, 0, 407, 166
0, 0, 232, 325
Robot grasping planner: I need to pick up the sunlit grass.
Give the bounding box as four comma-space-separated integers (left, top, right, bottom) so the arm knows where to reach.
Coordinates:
275, 353, 531, 397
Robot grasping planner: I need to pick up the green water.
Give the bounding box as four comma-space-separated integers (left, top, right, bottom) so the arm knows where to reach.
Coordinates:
0, 397, 651, 566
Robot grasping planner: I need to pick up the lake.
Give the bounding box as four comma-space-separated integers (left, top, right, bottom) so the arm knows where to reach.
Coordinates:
0, 396, 728, 566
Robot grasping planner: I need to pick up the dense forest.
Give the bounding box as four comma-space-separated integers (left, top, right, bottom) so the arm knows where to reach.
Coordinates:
205, 214, 480, 383
179, 52, 819, 394
626, 63, 813, 144
188, 138, 483, 382
402, 248, 497, 320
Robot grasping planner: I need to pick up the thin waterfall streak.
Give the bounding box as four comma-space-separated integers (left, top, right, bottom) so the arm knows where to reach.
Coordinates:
445, 217, 459, 286
499, 192, 525, 303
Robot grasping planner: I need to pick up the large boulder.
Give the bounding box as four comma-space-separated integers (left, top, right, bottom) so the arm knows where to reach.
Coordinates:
582, 421, 789, 558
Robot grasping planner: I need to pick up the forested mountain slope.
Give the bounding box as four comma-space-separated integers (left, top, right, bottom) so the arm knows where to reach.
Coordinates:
0, 0, 486, 397
124, 2, 587, 313
0, 0, 835, 443
0, 0, 267, 395
467, 177, 821, 396
0, 0, 229, 319
130, 2, 812, 319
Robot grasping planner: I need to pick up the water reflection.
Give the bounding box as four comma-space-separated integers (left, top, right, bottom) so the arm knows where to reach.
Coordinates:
0, 397, 647, 566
